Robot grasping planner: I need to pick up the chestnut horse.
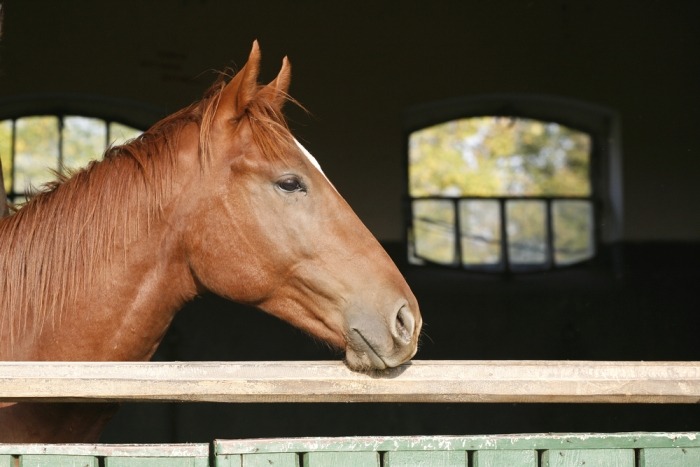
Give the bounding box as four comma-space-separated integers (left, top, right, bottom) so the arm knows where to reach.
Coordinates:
0, 42, 421, 442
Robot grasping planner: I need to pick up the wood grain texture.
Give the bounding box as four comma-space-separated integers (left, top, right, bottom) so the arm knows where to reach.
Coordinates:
104, 457, 209, 467
213, 455, 240, 467
303, 451, 379, 467
473, 450, 537, 467
215, 433, 700, 455
542, 449, 634, 467
0, 435, 700, 466
241, 453, 299, 467
384, 450, 466, 467
16, 455, 98, 467
1, 360, 699, 404
0, 444, 209, 457
640, 448, 700, 467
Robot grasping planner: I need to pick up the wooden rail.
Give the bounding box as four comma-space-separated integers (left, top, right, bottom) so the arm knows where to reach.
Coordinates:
1, 360, 699, 404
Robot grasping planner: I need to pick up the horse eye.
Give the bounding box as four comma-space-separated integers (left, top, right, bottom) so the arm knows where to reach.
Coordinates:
276, 176, 305, 193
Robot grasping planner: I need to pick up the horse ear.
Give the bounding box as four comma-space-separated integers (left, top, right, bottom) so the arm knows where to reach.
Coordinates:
216, 40, 262, 122
260, 56, 291, 109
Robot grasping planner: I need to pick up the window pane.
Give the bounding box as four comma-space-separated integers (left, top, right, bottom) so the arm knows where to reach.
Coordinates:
409, 117, 591, 197
109, 122, 142, 147
506, 200, 547, 265
14, 116, 59, 193
553, 200, 595, 265
412, 199, 456, 265
459, 199, 501, 265
63, 116, 106, 172
0, 120, 11, 193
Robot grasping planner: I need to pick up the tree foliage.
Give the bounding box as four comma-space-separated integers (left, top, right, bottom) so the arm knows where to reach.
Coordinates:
409, 117, 591, 197
408, 116, 594, 268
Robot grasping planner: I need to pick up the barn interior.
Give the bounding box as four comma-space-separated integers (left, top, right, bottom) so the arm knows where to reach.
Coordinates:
0, 1, 698, 442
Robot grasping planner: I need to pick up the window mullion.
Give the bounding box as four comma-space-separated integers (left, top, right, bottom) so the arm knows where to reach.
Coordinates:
545, 198, 555, 269
453, 198, 462, 267
499, 198, 509, 272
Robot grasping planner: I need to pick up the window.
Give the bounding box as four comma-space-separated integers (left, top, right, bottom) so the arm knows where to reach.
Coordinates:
405, 95, 623, 273
1, 116, 141, 202
0, 94, 158, 203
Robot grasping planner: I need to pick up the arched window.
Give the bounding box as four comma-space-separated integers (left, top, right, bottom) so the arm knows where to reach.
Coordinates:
0, 94, 160, 203
1, 116, 141, 201
405, 95, 623, 273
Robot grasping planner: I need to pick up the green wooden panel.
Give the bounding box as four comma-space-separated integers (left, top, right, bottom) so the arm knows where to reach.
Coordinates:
215, 454, 241, 467
19, 455, 98, 467
215, 432, 700, 455
542, 449, 634, 467
303, 451, 379, 467
0, 455, 13, 467
242, 453, 298, 467
640, 447, 700, 466
383, 450, 466, 467
473, 450, 537, 467
105, 457, 209, 467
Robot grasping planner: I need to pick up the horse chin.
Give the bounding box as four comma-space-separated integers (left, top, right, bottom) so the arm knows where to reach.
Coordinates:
344, 345, 388, 372
344, 329, 412, 372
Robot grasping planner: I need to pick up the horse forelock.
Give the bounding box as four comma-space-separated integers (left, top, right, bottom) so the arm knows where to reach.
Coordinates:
200, 78, 297, 168
244, 95, 298, 165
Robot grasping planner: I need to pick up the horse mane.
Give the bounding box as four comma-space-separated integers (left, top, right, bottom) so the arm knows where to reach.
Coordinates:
0, 72, 295, 355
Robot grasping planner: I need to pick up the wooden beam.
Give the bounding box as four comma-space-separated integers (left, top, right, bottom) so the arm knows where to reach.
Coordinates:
0, 360, 699, 404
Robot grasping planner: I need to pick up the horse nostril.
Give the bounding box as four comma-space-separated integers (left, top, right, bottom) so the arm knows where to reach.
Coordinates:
393, 305, 415, 345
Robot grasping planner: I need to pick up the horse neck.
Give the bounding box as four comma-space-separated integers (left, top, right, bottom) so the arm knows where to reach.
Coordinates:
0, 149, 199, 361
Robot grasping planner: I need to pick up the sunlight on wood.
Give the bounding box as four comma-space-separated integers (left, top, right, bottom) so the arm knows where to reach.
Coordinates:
0, 360, 698, 404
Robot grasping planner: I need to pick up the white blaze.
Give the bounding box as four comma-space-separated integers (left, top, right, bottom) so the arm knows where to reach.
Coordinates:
294, 138, 337, 191
294, 138, 324, 173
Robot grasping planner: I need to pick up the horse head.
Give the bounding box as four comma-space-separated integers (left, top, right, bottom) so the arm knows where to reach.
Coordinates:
181, 42, 422, 370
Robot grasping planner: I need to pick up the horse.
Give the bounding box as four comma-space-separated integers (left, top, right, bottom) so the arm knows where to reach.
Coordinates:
0, 42, 422, 442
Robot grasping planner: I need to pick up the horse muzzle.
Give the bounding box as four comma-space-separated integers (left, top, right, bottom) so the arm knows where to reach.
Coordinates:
344, 301, 422, 371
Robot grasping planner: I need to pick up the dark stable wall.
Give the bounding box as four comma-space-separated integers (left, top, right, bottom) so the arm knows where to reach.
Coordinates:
0, 1, 698, 442
101, 242, 700, 442
1, 1, 698, 242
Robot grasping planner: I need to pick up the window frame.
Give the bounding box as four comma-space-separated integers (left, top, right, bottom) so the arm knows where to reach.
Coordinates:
0, 93, 163, 201
403, 94, 623, 273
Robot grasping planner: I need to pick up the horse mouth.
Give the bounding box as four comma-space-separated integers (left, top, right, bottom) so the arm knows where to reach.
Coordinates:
346, 328, 389, 371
